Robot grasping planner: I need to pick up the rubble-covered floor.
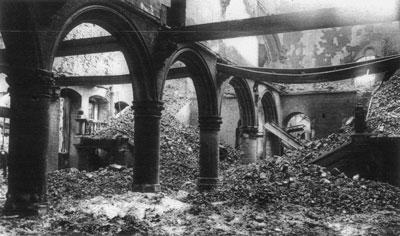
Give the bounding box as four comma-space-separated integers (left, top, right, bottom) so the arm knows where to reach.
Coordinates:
1, 76, 400, 235
0, 158, 399, 235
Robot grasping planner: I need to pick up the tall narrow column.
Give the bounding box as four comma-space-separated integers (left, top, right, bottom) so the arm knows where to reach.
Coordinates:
4, 69, 56, 216
239, 127, 258, 164
198, 116, 222, 191
256, 131, 265, 159
132, 101, 163, 192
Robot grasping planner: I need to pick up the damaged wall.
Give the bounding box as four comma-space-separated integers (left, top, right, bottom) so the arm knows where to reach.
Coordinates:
281, 91, 357, 138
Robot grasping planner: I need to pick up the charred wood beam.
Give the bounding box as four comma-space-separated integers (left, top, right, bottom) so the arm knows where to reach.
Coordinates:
167, 7, 400, 42
55, 36, 121, 57
55, 67, 190, 86
55, 74, 131, 86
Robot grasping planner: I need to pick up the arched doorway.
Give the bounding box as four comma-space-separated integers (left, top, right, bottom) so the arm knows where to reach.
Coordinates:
59, 88, 82, 168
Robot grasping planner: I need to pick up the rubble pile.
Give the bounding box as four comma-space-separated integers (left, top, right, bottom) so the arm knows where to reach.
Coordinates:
49, 111, 240, 199
91, 108, 135, 139
298, 124, 353, 161
48, 166, 132, 202
90, 79, 193, 140
201, 156, 400, 215
368, 71, 400, 135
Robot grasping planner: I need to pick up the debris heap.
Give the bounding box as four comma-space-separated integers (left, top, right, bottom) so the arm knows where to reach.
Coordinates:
368, 71, 400, 135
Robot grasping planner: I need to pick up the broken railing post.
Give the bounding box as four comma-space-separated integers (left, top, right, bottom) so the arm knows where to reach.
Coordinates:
198, 116, 222, 191
132, 101, 163, 192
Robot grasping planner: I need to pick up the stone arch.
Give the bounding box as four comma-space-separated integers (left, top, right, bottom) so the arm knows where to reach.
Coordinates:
217, 76, 255, 150
261, 91, 278, 123
159, 45, 221, 190
60, 88, 82, 106
49, 3, 155, 101
259, 90, 281, 158
160, 46, 219, 118
228, 77, 256, 128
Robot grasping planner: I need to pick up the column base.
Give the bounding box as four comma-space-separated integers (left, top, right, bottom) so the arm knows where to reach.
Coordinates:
4, 198, 48, 217
197, 177, 220, 191
132, 184, 161, 193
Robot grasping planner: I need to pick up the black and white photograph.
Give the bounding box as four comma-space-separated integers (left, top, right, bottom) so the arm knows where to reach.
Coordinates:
0, 0, 399, 234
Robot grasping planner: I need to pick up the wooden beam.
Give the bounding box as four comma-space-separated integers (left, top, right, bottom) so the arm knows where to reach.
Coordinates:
55, 74, 131, 86
56, 36, 121, 57
264, 122, 302, 150
168, 7, 400, 42
55, 67, 190, 86
167, 66, 189, 79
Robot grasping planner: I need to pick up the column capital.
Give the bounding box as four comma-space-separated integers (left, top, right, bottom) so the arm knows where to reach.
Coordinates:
198, 116, 222, 131
240, 126, 259, 137
132, 101, 164, 117
7, 68, 56, 98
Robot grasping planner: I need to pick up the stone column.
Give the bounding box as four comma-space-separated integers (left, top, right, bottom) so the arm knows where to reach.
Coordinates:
4, 69, 56, 216
198, 116, 222, 191
132, 101, 163, 192
256, 131, 265, 159
239, 126, 258, 164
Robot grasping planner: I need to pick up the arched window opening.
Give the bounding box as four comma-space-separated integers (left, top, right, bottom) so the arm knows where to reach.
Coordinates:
88, 95, 109, 122
286, 113, 312, 141
114, 101, 129, 115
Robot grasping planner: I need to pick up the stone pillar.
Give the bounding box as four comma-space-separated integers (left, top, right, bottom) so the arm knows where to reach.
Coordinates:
198, 116, 222, 191
132, 101, 163, 192
256, 131, 265, 159
239, 127, 258, 164
4, 69, 56, 216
